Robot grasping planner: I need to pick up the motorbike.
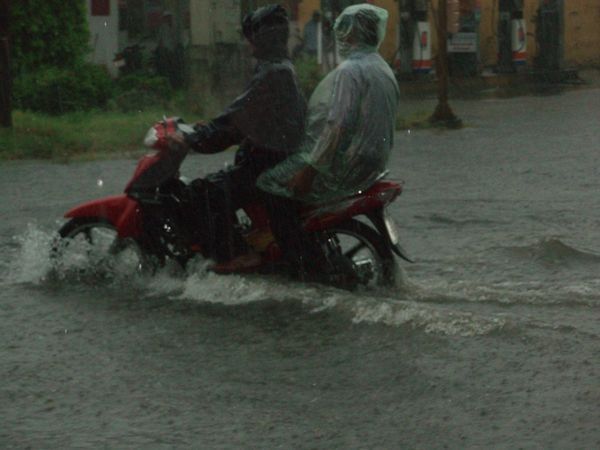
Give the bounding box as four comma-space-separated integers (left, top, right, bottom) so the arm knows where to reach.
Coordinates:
53, 118, 412, 287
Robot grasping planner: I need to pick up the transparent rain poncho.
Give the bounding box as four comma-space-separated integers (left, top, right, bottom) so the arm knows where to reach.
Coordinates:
257, 4, 400, 204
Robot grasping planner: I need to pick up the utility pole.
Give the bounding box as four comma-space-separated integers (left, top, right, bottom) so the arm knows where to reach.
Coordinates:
430, 0, 461, 127
0, 0, 11, 128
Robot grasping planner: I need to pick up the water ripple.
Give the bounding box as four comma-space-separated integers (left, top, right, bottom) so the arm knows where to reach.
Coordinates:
504, 236, 600, 265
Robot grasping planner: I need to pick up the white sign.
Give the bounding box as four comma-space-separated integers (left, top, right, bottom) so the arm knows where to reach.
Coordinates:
448, 32, 477, 53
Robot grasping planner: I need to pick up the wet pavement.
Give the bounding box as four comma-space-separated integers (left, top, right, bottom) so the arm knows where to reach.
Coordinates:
1, 88, 599, 448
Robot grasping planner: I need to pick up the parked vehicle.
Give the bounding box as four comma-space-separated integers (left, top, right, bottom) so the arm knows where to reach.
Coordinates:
113, 43, 146, 76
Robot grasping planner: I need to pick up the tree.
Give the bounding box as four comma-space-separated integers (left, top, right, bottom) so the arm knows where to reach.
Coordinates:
430, 0, 462, 128
9, 0, 89, 74
0, 0, 11, 127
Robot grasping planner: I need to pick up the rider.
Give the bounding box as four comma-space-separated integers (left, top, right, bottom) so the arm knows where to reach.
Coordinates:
257, 4, 400, 277
171, 4, 307, 270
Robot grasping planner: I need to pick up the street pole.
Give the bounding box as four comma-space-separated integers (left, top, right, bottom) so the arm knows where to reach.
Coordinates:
331, 0, 341, 66
430, 0, 460, 127
0, 0, 11, 128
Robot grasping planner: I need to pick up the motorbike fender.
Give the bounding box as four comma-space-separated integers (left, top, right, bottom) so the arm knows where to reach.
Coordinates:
64, 195, 143, 239
366, 209, 414, 263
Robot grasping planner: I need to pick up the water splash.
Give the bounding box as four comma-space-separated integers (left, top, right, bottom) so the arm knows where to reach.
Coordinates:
7, 224, 56, 285
351, 299, 507, 337
6, 224, 149, 287
171, 258, 344, 307
4, 226, 513, 337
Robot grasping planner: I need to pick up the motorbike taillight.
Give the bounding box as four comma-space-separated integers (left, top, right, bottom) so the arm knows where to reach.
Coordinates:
376, 188, 399, 204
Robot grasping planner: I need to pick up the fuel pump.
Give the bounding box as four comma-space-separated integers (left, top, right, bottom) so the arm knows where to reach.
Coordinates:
535, 0, 562, 71
397, 0, 431, 75
447, 0, 482, 77
498, 0, 526, 72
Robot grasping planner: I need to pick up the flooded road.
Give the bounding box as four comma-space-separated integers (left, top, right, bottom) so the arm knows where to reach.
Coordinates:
1, 88, 599, 448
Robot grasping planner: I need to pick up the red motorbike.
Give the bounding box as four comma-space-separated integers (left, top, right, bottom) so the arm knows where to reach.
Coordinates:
54, 118, 412, 287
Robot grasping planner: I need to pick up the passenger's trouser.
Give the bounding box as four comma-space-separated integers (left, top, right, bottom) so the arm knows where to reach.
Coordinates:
261, 193, 328, 275
193, 147, 286, 262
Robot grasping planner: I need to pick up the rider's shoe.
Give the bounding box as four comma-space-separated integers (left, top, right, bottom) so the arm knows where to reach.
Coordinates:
210, 252, 262, 274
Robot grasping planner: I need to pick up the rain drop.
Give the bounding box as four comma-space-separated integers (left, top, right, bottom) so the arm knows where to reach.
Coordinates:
97, 179, 104, 187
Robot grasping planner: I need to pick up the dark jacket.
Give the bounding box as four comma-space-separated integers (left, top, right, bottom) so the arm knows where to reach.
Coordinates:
188, 58, 307, 157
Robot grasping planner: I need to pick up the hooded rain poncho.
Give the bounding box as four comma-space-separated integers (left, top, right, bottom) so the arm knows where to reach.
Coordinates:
257, 4, 400, 204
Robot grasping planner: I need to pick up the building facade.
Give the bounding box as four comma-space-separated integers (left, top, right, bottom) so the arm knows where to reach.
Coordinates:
94, 1, 599, 79
87, 0, 120, 76
295, 0, 600, 73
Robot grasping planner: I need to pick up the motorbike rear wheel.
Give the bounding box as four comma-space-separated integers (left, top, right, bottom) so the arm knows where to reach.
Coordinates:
52, 217, 150, 276
323, 219, 396, 288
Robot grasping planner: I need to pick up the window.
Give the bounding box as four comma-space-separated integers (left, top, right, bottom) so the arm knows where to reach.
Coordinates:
91, 0, 110, 16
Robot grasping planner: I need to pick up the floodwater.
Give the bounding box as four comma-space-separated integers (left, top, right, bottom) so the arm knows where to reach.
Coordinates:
1, 88, 599, 448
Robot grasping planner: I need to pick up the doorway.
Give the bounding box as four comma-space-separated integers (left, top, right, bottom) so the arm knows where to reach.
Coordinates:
535, 0, 563, 71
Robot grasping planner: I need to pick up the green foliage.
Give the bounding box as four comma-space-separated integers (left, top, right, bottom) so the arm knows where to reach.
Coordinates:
9, 0, 89, 73
116, 74, 172, 93
13, 64, 114, 115
294, 55, 325, 98
0, 109, 202, 161
111, 74, 173, 112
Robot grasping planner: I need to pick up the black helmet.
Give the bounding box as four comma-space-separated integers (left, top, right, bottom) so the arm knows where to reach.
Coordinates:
242, 4, 289, 52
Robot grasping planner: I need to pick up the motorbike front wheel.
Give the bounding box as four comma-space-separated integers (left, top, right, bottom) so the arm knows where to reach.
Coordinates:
52, 217, 150, 277
323, 219, 396, 288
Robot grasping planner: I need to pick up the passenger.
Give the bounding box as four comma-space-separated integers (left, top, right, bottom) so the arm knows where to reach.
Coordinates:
257, 4, 400, 276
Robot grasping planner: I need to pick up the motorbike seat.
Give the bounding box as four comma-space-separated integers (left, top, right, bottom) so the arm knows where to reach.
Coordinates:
300, 180, 403, 231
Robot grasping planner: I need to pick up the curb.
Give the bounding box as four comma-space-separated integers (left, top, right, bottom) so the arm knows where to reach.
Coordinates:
397, 68, 599, 99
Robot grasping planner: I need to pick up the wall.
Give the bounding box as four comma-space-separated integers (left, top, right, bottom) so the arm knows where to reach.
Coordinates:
375, 0, 400, 62
564, 0, 600, 67
458, 0, 600, 69
297, 0, 398, 62
87, 0, 120, 76
190, 0, 241, 46
477, 0, 501, 67
296, 0, 599, 71
188, 0, 249, 109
